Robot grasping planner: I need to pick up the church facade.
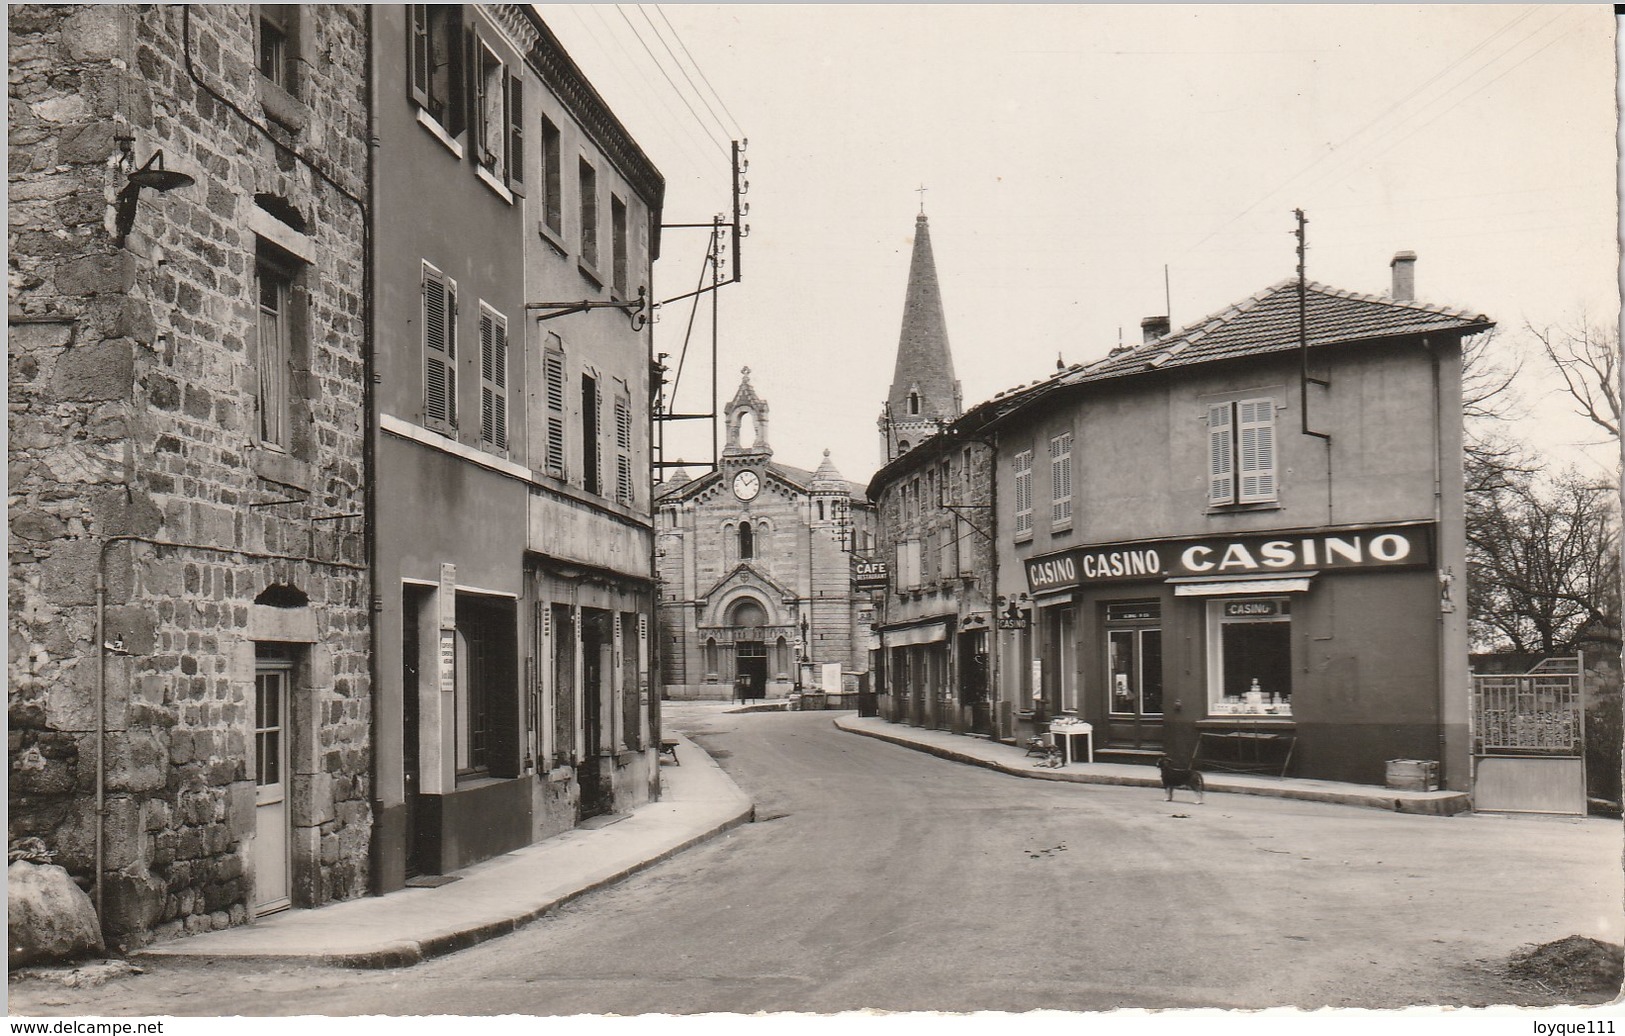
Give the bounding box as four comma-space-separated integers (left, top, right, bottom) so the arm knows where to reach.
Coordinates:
656, 371, 876, 700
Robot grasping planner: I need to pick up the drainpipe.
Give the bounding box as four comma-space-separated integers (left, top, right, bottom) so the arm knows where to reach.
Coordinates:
361, 5, 382, 893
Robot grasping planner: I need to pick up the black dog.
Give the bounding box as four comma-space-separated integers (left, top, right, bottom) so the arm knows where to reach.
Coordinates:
1157, 757, 1205, 804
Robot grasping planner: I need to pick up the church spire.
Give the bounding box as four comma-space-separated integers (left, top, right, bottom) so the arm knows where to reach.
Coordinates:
879, 211, 962, 463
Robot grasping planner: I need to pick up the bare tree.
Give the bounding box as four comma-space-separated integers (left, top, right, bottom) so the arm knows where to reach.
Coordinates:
1528, 318, 1621, 440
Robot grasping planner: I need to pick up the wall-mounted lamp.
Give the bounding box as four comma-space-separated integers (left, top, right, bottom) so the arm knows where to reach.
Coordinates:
114, 147, 195, 245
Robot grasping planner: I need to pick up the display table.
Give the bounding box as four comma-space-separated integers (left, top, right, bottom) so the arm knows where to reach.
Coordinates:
1193, 719, 1296, 776
1048, 720, 1093, 765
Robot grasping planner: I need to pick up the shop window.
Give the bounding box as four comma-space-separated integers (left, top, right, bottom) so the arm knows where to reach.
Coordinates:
455, 595, 519, 779
408, 5, 467, 139
1050, 431, 1073, 527
421, 261, 458, 430
1013, 449, 1034, 538
1208, 398, 1277, 506
478, 303, 508, 451
1206, 598, 1293, 715
539, 116, 563, 238
1106, 602, 1163, 719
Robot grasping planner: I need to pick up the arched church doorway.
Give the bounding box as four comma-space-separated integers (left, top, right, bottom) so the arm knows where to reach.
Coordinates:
728, 597, 769, 701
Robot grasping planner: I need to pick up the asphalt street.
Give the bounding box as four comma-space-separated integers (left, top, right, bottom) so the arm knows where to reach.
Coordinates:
10, 708, 1621, 1015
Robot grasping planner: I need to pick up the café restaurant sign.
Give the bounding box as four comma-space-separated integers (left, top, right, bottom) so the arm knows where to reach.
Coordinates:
852, 558, 889, 590
1024, 522, 1434, 593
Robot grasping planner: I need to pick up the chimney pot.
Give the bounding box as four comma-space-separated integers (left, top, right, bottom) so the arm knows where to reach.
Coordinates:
1390, 251, 1416, 302
1140, 315, 1171, 343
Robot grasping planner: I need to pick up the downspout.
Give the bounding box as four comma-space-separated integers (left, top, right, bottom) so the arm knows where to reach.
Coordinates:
362, 5, 382, 893
1425, 336, 1452, 782
987, 436, 1001, 740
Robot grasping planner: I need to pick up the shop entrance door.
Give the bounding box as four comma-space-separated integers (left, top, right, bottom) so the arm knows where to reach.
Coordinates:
579, 608, 612, 819
1105, 603, 1163, 752
735, 641, 767, 700
960, 631, 991, 735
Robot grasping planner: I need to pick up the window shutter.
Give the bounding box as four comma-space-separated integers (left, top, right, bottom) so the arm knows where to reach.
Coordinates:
544, 343, 566, 477
423, 264, 456, 426
408, 5, 430, 108
506, 72, 525, 193
1013, 450, 1033, 535
460, 22, 477, 140
1207, 403, 1234, 505
614, 395, 632, 504
594, 379, 604, 495
1050, 432, 1072, 524
1237, 398, 1276, 502
479, 307, 507, 450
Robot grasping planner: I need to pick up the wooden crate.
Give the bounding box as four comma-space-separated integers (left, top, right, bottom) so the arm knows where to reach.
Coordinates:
1386, 758, 1440, 791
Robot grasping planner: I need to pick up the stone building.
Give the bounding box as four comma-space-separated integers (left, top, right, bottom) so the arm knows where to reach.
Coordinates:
9, 5, 371, 945
656, 370, 876, 700
368, 5, 665, 886
868, 213, 1000, 735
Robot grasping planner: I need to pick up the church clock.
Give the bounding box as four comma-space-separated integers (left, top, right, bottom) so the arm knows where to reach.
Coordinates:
732, 470, 761, 501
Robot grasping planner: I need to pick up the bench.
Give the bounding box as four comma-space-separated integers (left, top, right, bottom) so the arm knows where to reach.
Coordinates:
659, 739, 680, 765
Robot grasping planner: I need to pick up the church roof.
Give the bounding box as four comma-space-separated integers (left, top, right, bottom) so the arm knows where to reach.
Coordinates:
653, 460, 869, 504
884, 213, 961, 425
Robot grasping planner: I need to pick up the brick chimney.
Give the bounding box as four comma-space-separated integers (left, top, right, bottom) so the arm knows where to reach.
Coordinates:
1390, 251, 1416, 302
1141, 315, 1171, 343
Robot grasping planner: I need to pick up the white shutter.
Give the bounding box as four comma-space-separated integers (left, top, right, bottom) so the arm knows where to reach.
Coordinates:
423, 262, 456, 426
1013, 450, 1033, 535
544, 336, 565, 477
1237, 398, 1276, 502
1207, 403, 1234, 505
479, 305, 508, 450
1050, 432, 1072, 524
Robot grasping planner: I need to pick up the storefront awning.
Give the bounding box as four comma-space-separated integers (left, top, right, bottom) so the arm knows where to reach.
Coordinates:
880, 622, 949, 647
1167, 572, 1317, 596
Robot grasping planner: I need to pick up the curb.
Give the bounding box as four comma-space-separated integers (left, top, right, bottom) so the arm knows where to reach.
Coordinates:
835, 717, 1472, 816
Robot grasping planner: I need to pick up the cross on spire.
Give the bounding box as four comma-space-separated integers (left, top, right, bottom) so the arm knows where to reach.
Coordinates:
915, 183, 927, 215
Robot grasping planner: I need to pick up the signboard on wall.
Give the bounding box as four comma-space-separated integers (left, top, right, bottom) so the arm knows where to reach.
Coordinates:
1024, 521, 1435, 594
439, 630, 456, 695
439, 562, 456, 630
852, 558, 889, 590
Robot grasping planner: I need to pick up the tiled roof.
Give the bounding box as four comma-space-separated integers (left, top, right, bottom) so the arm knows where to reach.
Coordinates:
1072, 279, 1492, 383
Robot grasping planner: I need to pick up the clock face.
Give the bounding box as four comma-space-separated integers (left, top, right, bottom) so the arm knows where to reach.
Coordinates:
732, 470, 761, 501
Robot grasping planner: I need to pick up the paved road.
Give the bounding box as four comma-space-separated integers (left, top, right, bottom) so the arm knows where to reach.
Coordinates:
11, 709, 1621, 1015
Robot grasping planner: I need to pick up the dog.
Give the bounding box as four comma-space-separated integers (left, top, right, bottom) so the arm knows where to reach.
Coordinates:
1157, 756, 1205, 803
1025, 736, 1064, 768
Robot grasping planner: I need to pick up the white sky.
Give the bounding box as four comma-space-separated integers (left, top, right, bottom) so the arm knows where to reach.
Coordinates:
543, 4, 1621, 486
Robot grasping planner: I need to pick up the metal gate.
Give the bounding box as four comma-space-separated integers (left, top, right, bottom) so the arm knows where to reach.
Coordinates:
1471, 655, 1585, 814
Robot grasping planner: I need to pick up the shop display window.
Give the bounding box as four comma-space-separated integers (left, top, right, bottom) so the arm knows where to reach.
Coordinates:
1207, 598, 1293, 715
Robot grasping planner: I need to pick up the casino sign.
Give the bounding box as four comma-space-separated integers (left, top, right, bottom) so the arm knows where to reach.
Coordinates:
1024, 521, 1435, 594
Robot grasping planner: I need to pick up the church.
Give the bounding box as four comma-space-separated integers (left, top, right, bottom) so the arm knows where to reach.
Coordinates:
655, 371, 877, 700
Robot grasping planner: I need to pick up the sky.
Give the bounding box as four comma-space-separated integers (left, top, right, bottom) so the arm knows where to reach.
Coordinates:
541, 4, 1621, 486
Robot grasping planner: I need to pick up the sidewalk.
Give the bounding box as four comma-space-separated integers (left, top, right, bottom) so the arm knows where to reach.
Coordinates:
136, 731, 753, 968
833, 714, 1475, 816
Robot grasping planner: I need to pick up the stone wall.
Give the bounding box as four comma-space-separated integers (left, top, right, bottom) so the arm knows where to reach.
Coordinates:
8, 4, 370, 947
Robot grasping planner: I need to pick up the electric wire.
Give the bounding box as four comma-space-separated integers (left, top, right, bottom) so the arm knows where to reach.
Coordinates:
634, 4, 738, 145
614, 4, 731, 160
1179, 5, 1570, 259
651, 4, 746, 140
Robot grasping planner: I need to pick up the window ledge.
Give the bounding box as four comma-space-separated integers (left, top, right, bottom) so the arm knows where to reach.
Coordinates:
1206, 501, 1283, 516
1013, 529, 1034, 544
537, 220, 568, 258
258, 78, 308, 132
1050, 518, 1073, 535
249, 445, 312, 491
577, 258, 604, 289
474, 163, 514, 204
416, 107, 464, 159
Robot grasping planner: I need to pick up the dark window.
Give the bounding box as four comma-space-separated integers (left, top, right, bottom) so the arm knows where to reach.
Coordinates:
739, 522, 754, 560
581, 373, 601, 494
610, 194, 628, 296
540, 116, 562, 236
255, 246, 295, 450
579, 158, 599, 269
408, 5, 466, 137
258, 5, 295, 89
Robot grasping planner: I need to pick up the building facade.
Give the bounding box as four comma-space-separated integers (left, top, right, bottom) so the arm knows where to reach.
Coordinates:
656, 371, 875, 700
988, 257, 1490, 788
369, 4, 665, 888
9, 5, 372, 945
868, 213, 999, 735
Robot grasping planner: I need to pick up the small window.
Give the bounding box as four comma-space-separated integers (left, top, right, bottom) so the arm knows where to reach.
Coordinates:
1208, 398, 1276, 506
1013, 449, 1034, 537
473, 41, 506, 177
478, 304, 508, 451
422, 261, 458, 429
739, 522, 754, 560
908, 391, 920, 415
579, 158, 599, 270
258, 5, 296, 90
540, 116, 562, 236
255, 245, 296, 450
1050, 431, 1073, 526
611, 195, 628, 296
408, 5, 466, 137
